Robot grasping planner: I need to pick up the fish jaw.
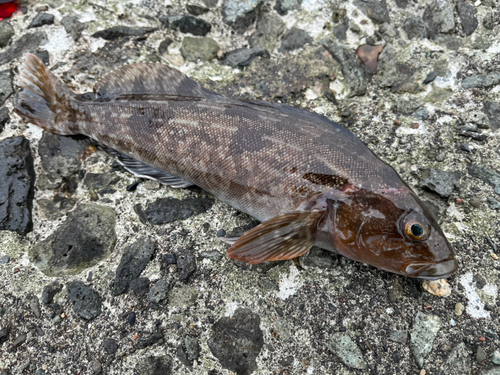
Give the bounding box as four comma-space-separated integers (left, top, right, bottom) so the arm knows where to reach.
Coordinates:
403, 258, 459, 280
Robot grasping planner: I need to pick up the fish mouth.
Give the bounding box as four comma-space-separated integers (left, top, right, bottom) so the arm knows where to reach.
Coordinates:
403, 258, 459, 280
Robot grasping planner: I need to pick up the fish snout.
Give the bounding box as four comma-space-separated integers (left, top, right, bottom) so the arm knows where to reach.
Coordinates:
403, 258, 459, 279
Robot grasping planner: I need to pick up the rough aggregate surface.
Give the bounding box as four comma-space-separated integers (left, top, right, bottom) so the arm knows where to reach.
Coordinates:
0, 0, 499, 374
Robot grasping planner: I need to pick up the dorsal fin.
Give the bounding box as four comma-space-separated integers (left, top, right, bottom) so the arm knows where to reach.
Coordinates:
93, 63, 208, 99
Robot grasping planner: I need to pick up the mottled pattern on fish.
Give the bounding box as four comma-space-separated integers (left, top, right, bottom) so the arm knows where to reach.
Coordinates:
15, 54, 458, 279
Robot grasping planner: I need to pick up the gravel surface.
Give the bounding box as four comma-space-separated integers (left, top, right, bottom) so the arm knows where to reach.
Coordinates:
0, 0, 499, 374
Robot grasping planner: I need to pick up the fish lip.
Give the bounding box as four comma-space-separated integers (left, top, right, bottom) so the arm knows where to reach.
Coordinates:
404, 258, 459, 280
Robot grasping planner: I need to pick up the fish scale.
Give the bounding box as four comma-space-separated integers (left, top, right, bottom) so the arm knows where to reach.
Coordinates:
15, 53, 458, 279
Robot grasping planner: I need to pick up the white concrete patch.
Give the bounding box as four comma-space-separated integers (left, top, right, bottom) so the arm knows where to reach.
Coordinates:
225, 301, 239, 317
276, 264, 304, 300
26, 123, 44, 140
78, 6, 97, 23
90, 37, 107, 53
41, 27, 74, 61
460, 272, 497, 319
396, 125, 427, 135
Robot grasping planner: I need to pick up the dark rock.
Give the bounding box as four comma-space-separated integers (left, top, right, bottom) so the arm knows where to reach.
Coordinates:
29, 296, 41, 318
483, 11, 493, 30
0, 32, 47, 65
395, 0, 408, 7
147, 279, 170, 304
128, 312, 136, 326
37, 194, 76, 220
423, 0, 455, 38
389, 330, 408, 344
177, 251, 197, 282
208, 309, 264, 375
66, 281, 102, 320
396, 97, 421, 115
92, 26, 158, 40
353, 0, 390, 24
403, 17, 427, 39
456, 0, 478, 36
0, 22, 14, 48
186, 4, 209, 15
134, 356, 172, 375
222, 0, 260, 33
0, 107, 10, 133
29, 204, 117, 277
420, 169, 461, 198
0, 137, 35, 235
33, 49, 49, 65
185, 336, 200, 361
129, 277, 150, 299
275, 0, 301, 15
423, 72, 438, 84
0, 70, 13, 106
462, 73, 500, 89
158, 38, 173, 55
248, 13, 285, 51
83, 172, 120, 191
12, 333, 26, 348
223, 47, 269, 68
163, 15, 211, 37
484, 102, 500, 131
113, 238, 155, 296
135, 197, 213, 225
27, 13, 54, 29
162, 254, 177, 265
333, 18, 349, 41
279, 27, 312, 52
378, 22, 398, 43
0, 327, 10, 346
488, 197, 500, 210
413, 107, 429, 120
61, 16, 86, 41
136, 332, 163, 349
177, 346, 192, 368
103, 338, 118, 355
38, 132, 88, 182
322, 40, 367, 97
180, 36, 220, 61
469, 165, 500, 194
327, 332, 367, 369
41, 282, 62, 304
0, 255, 9, 264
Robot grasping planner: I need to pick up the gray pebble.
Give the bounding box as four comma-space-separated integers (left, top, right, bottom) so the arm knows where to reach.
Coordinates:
27, 13, 55, 29
0, 22, 14, 48
477, 346, 487, 363
492, 350, 500, 365
0, 255, 9, 264
148, 279, 170, 304
30, 296, 41, 318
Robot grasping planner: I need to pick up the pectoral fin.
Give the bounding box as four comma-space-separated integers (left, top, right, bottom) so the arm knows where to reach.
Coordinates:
226, 210, 324, 265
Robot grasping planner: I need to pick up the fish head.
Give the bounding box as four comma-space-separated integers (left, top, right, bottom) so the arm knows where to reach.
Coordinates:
321, 188, 458, 279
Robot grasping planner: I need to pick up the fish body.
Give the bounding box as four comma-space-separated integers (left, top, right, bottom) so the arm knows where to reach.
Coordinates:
15, 54, 458, 279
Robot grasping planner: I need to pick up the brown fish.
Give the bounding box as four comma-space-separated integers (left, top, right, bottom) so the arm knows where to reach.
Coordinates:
15, 54, 458, 279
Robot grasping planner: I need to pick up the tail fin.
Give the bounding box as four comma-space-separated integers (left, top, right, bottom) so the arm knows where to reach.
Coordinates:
15, 53, 78, 135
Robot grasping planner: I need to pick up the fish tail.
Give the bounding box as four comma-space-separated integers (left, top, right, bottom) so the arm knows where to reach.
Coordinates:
15, 53, 78, 135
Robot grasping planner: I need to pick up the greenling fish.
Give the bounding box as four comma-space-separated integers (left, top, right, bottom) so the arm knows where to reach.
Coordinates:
15, 54, 458, 279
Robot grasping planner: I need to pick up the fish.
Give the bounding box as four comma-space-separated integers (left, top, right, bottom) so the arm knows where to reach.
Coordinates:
15, 53, 458, 279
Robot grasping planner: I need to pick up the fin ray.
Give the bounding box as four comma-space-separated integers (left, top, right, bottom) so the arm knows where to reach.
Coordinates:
227, 211, 324, 264
95, 142, 193, 188
94, 63, 208, 99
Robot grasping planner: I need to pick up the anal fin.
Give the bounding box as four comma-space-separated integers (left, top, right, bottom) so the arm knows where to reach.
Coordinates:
226, 210, 325, 265
95, 142, 193, 188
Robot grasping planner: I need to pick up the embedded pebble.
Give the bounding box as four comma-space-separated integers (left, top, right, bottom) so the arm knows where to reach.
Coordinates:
455, 302, 465, 316
410, 312, 442, 368
66, 281, 102, 320
422, 279, 451, 297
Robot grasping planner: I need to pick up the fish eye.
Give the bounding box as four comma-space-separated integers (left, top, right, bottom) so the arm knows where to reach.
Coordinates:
401, 213, 430, 241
